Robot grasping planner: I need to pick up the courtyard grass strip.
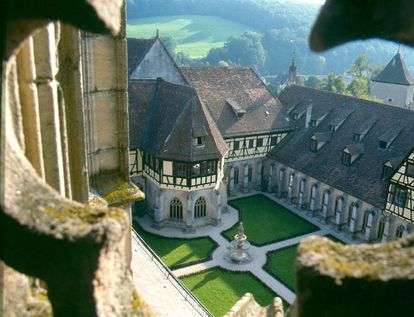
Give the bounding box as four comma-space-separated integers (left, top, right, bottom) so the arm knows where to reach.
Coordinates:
264, 245, 298, 291
223, 195, 319, 245
180, 267, 284, 317
133, 222, 217, 270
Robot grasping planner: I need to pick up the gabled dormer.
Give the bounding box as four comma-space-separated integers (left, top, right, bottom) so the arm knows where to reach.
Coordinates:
192, 126, 207, 148
226, 98, 246, 119
310, 132, 331, 152
328, 109, 353, 132
353, 117, 377, 142
378, 127, 403, 149
310, 111, 329, 128
342, 144, 364, 166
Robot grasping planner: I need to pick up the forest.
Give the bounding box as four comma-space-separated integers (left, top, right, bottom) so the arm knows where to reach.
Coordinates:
127, 0, 414, 89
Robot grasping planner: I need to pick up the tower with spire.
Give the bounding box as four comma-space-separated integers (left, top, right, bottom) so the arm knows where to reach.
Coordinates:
287, 53, 297, 86
371, 51, 414, 109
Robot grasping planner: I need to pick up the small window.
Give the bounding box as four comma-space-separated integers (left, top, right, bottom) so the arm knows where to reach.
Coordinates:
353, 134, 360, 142
392, 185, 407, 207
234, 141, 240, 150
330, 125, 336, 132
406, 162, 414, 177
382, 165, 393, 179
342, 152, 351, 166
388, 98, 393, 102
196, 137, 205, 146
310, 139, 318, 152
192, 163, 200, 176
248, 139, 254, 148
379, 140, 388, 149
270, 136, 278, 146
293, 113, 299, 120
311, 119, 317, 127
257, 138, 263, 147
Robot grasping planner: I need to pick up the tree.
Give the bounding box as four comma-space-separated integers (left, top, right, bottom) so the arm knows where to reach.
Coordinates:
347, 53, 372, 78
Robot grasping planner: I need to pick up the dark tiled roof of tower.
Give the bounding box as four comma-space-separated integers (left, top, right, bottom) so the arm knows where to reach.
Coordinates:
270, 85, 414, 208
127, 38, 156, 76
180, 67, 293, 138
129, 78, 228, 161
372, 53, 414, 85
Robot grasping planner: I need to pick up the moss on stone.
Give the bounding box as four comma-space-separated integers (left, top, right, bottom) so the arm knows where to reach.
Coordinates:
43, 201, 126, 224
297, 235, 414, 284
103, 181, 144, 206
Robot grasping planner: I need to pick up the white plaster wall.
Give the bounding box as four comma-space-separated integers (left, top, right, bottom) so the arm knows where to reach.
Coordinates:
371, 81, 414, 108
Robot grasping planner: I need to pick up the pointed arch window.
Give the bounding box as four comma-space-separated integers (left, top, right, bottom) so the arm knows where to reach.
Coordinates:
194, 197, 207, 218
395, 224, 405, 239
248, 166, 253, 183
335, 197, 344, 214
378, 217, 386, 240
234, 167, 239, 185
322, 191, 330, 214
170, 198, 183, 221
362, 209, 370, 231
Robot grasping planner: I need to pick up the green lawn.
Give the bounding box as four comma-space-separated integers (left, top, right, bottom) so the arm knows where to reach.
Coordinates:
264, 235, 346, 291
223, 195, 319, 245
180, 268, 279, 317
133, 222, 217, 269
127, 15, 257, 58
264, 245, 298, 291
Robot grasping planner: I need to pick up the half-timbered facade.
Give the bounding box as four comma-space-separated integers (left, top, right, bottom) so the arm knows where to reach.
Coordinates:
129, 78, 228, 230
180, 67, 293, 194
385, 150, 414, 224
268, 85, 414, 242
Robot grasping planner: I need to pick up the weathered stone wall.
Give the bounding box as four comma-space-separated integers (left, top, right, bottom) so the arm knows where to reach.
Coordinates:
1, 1, 150, 316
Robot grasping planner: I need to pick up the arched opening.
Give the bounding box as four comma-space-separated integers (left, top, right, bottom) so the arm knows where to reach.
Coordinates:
234, 167, 239, 186
194, 197, 207, 218
335, 197, 344, 214
298, 178, 306, 205
248, 165, 253, 184
362, 209, 370, 231
377, 217, 386, 240
288, 173, 295, 198
322, 191, 330, 215
348, 202, 359, 224
310, 184, 318, 210
278, 168, 285, 193
169, 197, 183, 221
395, 224, 405, 239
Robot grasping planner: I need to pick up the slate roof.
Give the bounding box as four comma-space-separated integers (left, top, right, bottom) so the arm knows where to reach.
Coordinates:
129, 78, 228, 162
127, 38, 156, 76
180, 67, 293, 138
372, 53, 414, 85
270, 85, 414, 208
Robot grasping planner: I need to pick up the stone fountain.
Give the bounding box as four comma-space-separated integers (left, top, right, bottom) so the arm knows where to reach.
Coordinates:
227, 222, 252, 263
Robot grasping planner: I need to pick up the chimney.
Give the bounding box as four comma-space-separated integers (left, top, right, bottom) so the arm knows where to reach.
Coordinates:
305, 103, 313, 129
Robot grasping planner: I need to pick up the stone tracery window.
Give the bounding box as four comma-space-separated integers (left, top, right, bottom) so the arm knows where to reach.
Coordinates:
170, 197, 183, 221
378, 217, 386, 240
194, 197, 207, 218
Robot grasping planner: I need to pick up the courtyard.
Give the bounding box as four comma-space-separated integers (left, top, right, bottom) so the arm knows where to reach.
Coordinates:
133, 193, 351, 316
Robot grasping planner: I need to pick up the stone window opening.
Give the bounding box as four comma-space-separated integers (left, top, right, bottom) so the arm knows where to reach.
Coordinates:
194, 197, 207, 218
395, 224, 405, 239
248, 166, 253, 183
310, 184, 318, 210
169, 197, 183, 221
362, 209, 370, 231
322, 191, 330, 215
234, 167, 239, 185
335, 197, 344, 214
377, 217, 386, 240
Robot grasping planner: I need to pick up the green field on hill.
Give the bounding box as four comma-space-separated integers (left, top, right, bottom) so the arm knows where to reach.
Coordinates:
127, 15, 257, 58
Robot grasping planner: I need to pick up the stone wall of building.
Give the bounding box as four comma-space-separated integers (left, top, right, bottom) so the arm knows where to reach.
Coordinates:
371, 81, 414, 108
1, 1, 150, 316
